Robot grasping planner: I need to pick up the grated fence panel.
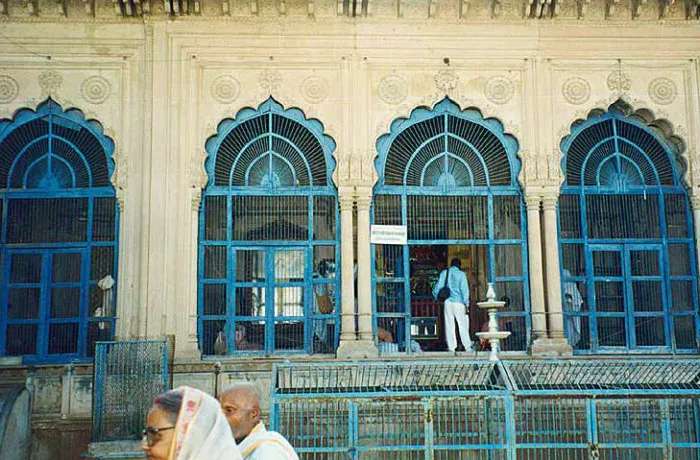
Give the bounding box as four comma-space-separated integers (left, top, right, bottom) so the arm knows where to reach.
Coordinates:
272, 360, 700, 460
92, 340, 168, 442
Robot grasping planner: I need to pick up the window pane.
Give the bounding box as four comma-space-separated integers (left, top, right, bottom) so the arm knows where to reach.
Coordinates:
671, 280, 694, 312
233, 321, 264, 351
630, 250, 660, 276
48, 323, 79, 354
274, 287, 304, 317
204, 196, 227, 241
373, 195, 402, 226
598, 317, 626, 347
89, 284, 115, 318
665, 193, 689, 238
93, 197, 117, 242
668, 244, 691, 276
201, 320, 227, 356
561, 244, 585, 277
91, 246, 115, 281
5, 324, 37, 355
495, 281, 525, 312
236, 250, 265, 282
407, 195, 488, 240
558, 194, 581, 239
274, 320, 304, 351
376, 282, 405, 313
232, 196, 309, 241
635, 317, 666, 347
501, 315, 527, 352
595, 281, 625, 313
493, 195, 521, 240
53, 253, 82, 283
494, 245, 522, 277
235, 286, 265, 317
674, 316, 696, 349
202, 284, 226, 316
313, 196, 336, 241
593, 251, 621, 277
203, 245, 227, 280
51, 287, 81, 318
10, 253, 43, 283
275, 251, 304, 283
6, 198, 88, 243
632, 281, 663, 312
313, 246, 336, 280
7, 288, 40, 319
375, 245, 403, 279
86, 321, 112, 357
586, 194, 660, 239
567, 315, 590, 351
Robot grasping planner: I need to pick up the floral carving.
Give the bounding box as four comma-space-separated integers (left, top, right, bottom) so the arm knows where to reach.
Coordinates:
259, 69, 282, 93
300, 76, 329, 104
0, 75, 19, 104
211, 75, 240, 104
648, 77, 677, 105
378, 74, 408, 105
81, 76, 111, 104
38, 70, 63, 95
484, 75, 514, 105
606, 71, 631, 92
434, 69, 459, 93
562, 77, 591, 105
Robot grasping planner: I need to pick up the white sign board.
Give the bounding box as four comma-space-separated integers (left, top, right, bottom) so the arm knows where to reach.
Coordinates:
371, 225, 407, 245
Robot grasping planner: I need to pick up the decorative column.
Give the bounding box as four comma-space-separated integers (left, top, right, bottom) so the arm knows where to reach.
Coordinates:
524, 194, 547, 344
351, 187, 378, 357
336, 188, 359, 357
539, 192, 572, 356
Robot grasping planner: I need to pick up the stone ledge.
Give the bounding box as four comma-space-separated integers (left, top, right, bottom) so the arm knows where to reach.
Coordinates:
531, 338, 573, 357
87, 441, 144, 460
336, 340, 379, 359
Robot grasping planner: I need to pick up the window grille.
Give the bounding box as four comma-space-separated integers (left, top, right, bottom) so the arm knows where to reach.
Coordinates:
558, 105, 698, 353
372, 98, 529, 353
0, 99, 119, 363
199, 98, 339, 356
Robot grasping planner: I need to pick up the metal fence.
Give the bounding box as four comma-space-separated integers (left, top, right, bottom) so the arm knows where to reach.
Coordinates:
270, 359, 700, 459
92, 340, 168, 442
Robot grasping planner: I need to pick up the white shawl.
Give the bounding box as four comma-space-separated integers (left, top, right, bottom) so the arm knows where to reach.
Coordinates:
168, 386, 242, 460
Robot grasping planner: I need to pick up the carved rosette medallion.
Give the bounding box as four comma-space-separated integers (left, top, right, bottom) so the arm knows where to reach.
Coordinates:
648, 77, 677, 105
0, 75, 19, 104
484, 76, 515, 105
259, 69, 282, 93
81, 76, 112, 104
606, 72, 631, 92
38, 70, 63, 95
211, 75, 241, 104
434, 70, 459, 94
378, 74, 408, 105
562, 77, 591, 105
300, 76, 330, 104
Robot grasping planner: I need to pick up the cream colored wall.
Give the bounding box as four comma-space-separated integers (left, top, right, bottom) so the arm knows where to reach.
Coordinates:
1, 1, 700, 358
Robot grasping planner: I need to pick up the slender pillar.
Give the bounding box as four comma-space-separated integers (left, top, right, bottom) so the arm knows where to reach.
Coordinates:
524, 194, 547, 342
338, 189, 357, 344
537, 193, 572, 356
356, 191, 374, 342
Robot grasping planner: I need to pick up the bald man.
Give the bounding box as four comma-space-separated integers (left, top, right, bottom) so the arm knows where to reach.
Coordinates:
218, 382, 298, 460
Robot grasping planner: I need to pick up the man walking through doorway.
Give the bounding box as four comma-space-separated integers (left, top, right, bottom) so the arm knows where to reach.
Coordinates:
432, 258, 474, 354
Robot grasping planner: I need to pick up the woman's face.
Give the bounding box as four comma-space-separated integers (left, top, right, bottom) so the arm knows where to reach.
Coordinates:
141, 406, 176, 460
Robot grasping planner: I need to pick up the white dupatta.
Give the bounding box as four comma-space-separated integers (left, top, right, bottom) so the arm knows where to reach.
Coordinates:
168, 387, 242, 460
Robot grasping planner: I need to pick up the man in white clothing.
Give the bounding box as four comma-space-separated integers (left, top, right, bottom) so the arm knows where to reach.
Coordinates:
219, 382, 298, 460
432, 258, 474, 354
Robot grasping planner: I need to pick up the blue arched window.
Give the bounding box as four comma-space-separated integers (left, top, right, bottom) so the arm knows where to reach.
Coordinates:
372, 98, 529, 353
558, 103, 698, 353
0, 99, 119, 363
199, 98, 339, 355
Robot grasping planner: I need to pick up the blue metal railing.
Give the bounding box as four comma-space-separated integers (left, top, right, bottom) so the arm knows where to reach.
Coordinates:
92, 340, 168, 442
271, 359, 700, 459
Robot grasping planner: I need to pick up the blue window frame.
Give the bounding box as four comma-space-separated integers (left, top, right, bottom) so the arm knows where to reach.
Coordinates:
372, 98, 530, 353
558, 103, 699, 353
199, 98, 339, 356
0, 99, 119, 363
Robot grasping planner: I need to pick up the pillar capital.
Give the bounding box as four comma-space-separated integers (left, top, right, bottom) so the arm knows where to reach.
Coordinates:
541, 193, 559, 211
523, 194, 541, 210
690, 193, 700, 210
356, 194, 372, 211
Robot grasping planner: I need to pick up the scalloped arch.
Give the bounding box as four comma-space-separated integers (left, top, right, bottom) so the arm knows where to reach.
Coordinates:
204, 97, 337, 189
560, 99, 688, 188
374, 97, 521, 189
0, 98, 116, 190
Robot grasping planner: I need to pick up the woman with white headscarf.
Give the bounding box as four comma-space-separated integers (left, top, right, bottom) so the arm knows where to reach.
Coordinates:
562, 269, 584, 347
142, 386, 242, 460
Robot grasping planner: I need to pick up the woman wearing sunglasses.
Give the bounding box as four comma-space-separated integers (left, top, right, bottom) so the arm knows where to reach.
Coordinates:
142, 386, 242, 460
